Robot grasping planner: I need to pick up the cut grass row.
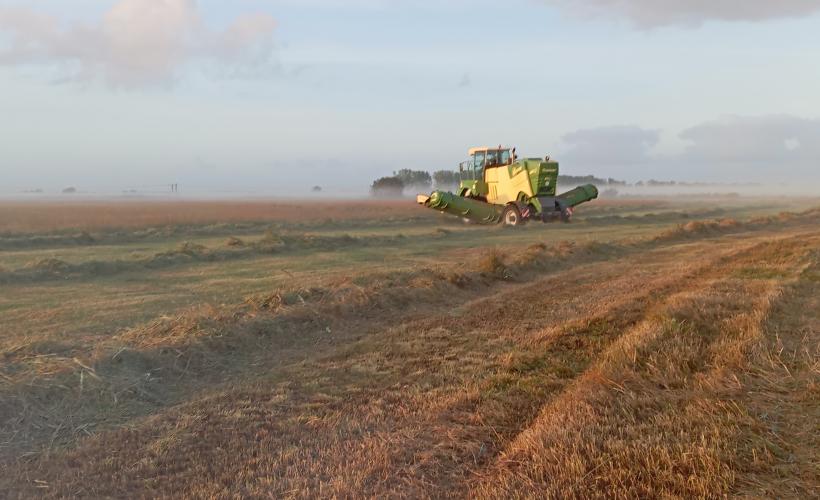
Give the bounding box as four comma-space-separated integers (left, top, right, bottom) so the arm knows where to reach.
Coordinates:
3, 206, 817, 285
1, 210, 816, 467
4, 221, 816, 497
0, 228, 457, 284
0, 198, 688, 236
473, 241, 819, 498
0, 199, 802, 253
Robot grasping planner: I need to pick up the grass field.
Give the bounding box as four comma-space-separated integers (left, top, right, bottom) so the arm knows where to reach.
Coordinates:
1, 196, 818, 498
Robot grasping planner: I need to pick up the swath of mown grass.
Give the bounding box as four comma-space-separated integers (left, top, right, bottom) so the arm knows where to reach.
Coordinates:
0, 237, 712, 494
0, 211, 815, 456
0, 221, 746, 495
0, 228, 462, 284
653, 207, 820, 242
3, 231, 799, 498
0, 236, 603, 462
2, 209, 818, 498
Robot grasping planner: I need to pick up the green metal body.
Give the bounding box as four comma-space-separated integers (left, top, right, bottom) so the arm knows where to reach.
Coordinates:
556, 184, 600, 208
425, 190, 504, 224
419, 149, 598, 225
423, 183, 598, 225
458, 159, 559, 203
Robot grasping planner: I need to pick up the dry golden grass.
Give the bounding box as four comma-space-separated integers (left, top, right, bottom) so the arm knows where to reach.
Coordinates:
472, 238, 818, 498
0, 199, 432, 233
1, 202, 818, 498
0, 197, 738, 234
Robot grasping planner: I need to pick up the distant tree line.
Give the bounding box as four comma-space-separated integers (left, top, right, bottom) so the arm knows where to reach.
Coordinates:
634, 179, 758, 187
370, 167, 753, 198
371, 176, 405, 197
371, 169, 459, 197
371, 170, 636, 197
557, 175, 627, 186
432, 170, 459, 187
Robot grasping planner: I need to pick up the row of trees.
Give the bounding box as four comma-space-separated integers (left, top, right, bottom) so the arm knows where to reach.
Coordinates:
371, 169, 459, 197
557, 175, 627, 186
371, 169, 637, 197
371, 168, 761, 198
371, 169, 633, 196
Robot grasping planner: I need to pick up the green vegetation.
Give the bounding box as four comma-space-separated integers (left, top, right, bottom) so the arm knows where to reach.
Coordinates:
370, 176, 405, 196
393, 168, 432, 190
433, 170, 459, 189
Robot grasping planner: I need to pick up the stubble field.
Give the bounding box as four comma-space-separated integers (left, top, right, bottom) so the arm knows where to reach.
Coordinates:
1, 196, 818, 498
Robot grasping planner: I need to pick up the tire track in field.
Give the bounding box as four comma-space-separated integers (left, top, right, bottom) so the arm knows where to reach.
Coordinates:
469, 233, 819, 498
188, 235, 792, 497
362, 235, 807, 496
730, 249, 820, 498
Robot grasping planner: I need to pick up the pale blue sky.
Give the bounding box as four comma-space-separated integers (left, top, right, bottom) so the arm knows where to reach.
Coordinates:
1, 0, 819, 194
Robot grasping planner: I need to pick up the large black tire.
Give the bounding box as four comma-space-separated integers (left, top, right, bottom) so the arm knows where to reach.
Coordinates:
503, 204, 523, 227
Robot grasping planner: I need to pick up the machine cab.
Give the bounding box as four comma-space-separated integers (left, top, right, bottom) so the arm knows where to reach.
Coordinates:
458, 146, 514, 198
460, 147, 514, 180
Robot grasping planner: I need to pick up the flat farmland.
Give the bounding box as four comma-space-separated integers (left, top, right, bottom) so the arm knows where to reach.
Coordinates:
0, 199, 440, 233
1, 196, 818, 498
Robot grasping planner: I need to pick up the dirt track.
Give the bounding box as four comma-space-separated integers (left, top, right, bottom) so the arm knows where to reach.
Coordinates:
3, 220, 819, 498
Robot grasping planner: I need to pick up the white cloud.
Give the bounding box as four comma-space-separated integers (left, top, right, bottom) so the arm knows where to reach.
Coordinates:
784, 138, 801, 152
679, 115, 820, 163
560, 125, 661, 166
545, 0, 820, 28
0, 0, 276, 87
559, 116, 820, 182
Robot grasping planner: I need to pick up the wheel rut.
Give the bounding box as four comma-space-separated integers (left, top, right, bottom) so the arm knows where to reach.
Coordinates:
468, 233, 820, 498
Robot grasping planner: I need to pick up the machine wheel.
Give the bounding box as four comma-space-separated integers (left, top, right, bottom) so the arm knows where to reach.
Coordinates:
560, 207, 573, 223
503, 205, 523, 227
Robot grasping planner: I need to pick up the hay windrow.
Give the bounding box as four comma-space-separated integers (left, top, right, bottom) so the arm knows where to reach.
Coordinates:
0, 233, 651, 460
2, 205, 817, 285
0, 199, 445, 250
1, 201, 819, 497
225, 236, 245, 247
478, 249, 508, 277
6, 229, 817, 498
0, 228, 467, 284
653, 207, 820, 242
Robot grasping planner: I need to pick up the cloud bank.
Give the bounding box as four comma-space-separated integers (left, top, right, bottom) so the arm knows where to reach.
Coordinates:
561, 125, 660, 166
0, 0, 276, 87
545, 0, 820, 28
560, 115, 820, 182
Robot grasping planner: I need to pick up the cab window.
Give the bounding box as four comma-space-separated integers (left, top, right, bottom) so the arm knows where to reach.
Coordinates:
459, 161, 475, 180
473, 151, 486, 170
499, 150, 511, 164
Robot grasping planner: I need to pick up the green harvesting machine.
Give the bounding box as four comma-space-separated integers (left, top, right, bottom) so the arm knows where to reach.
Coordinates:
417, 146, 599, 226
